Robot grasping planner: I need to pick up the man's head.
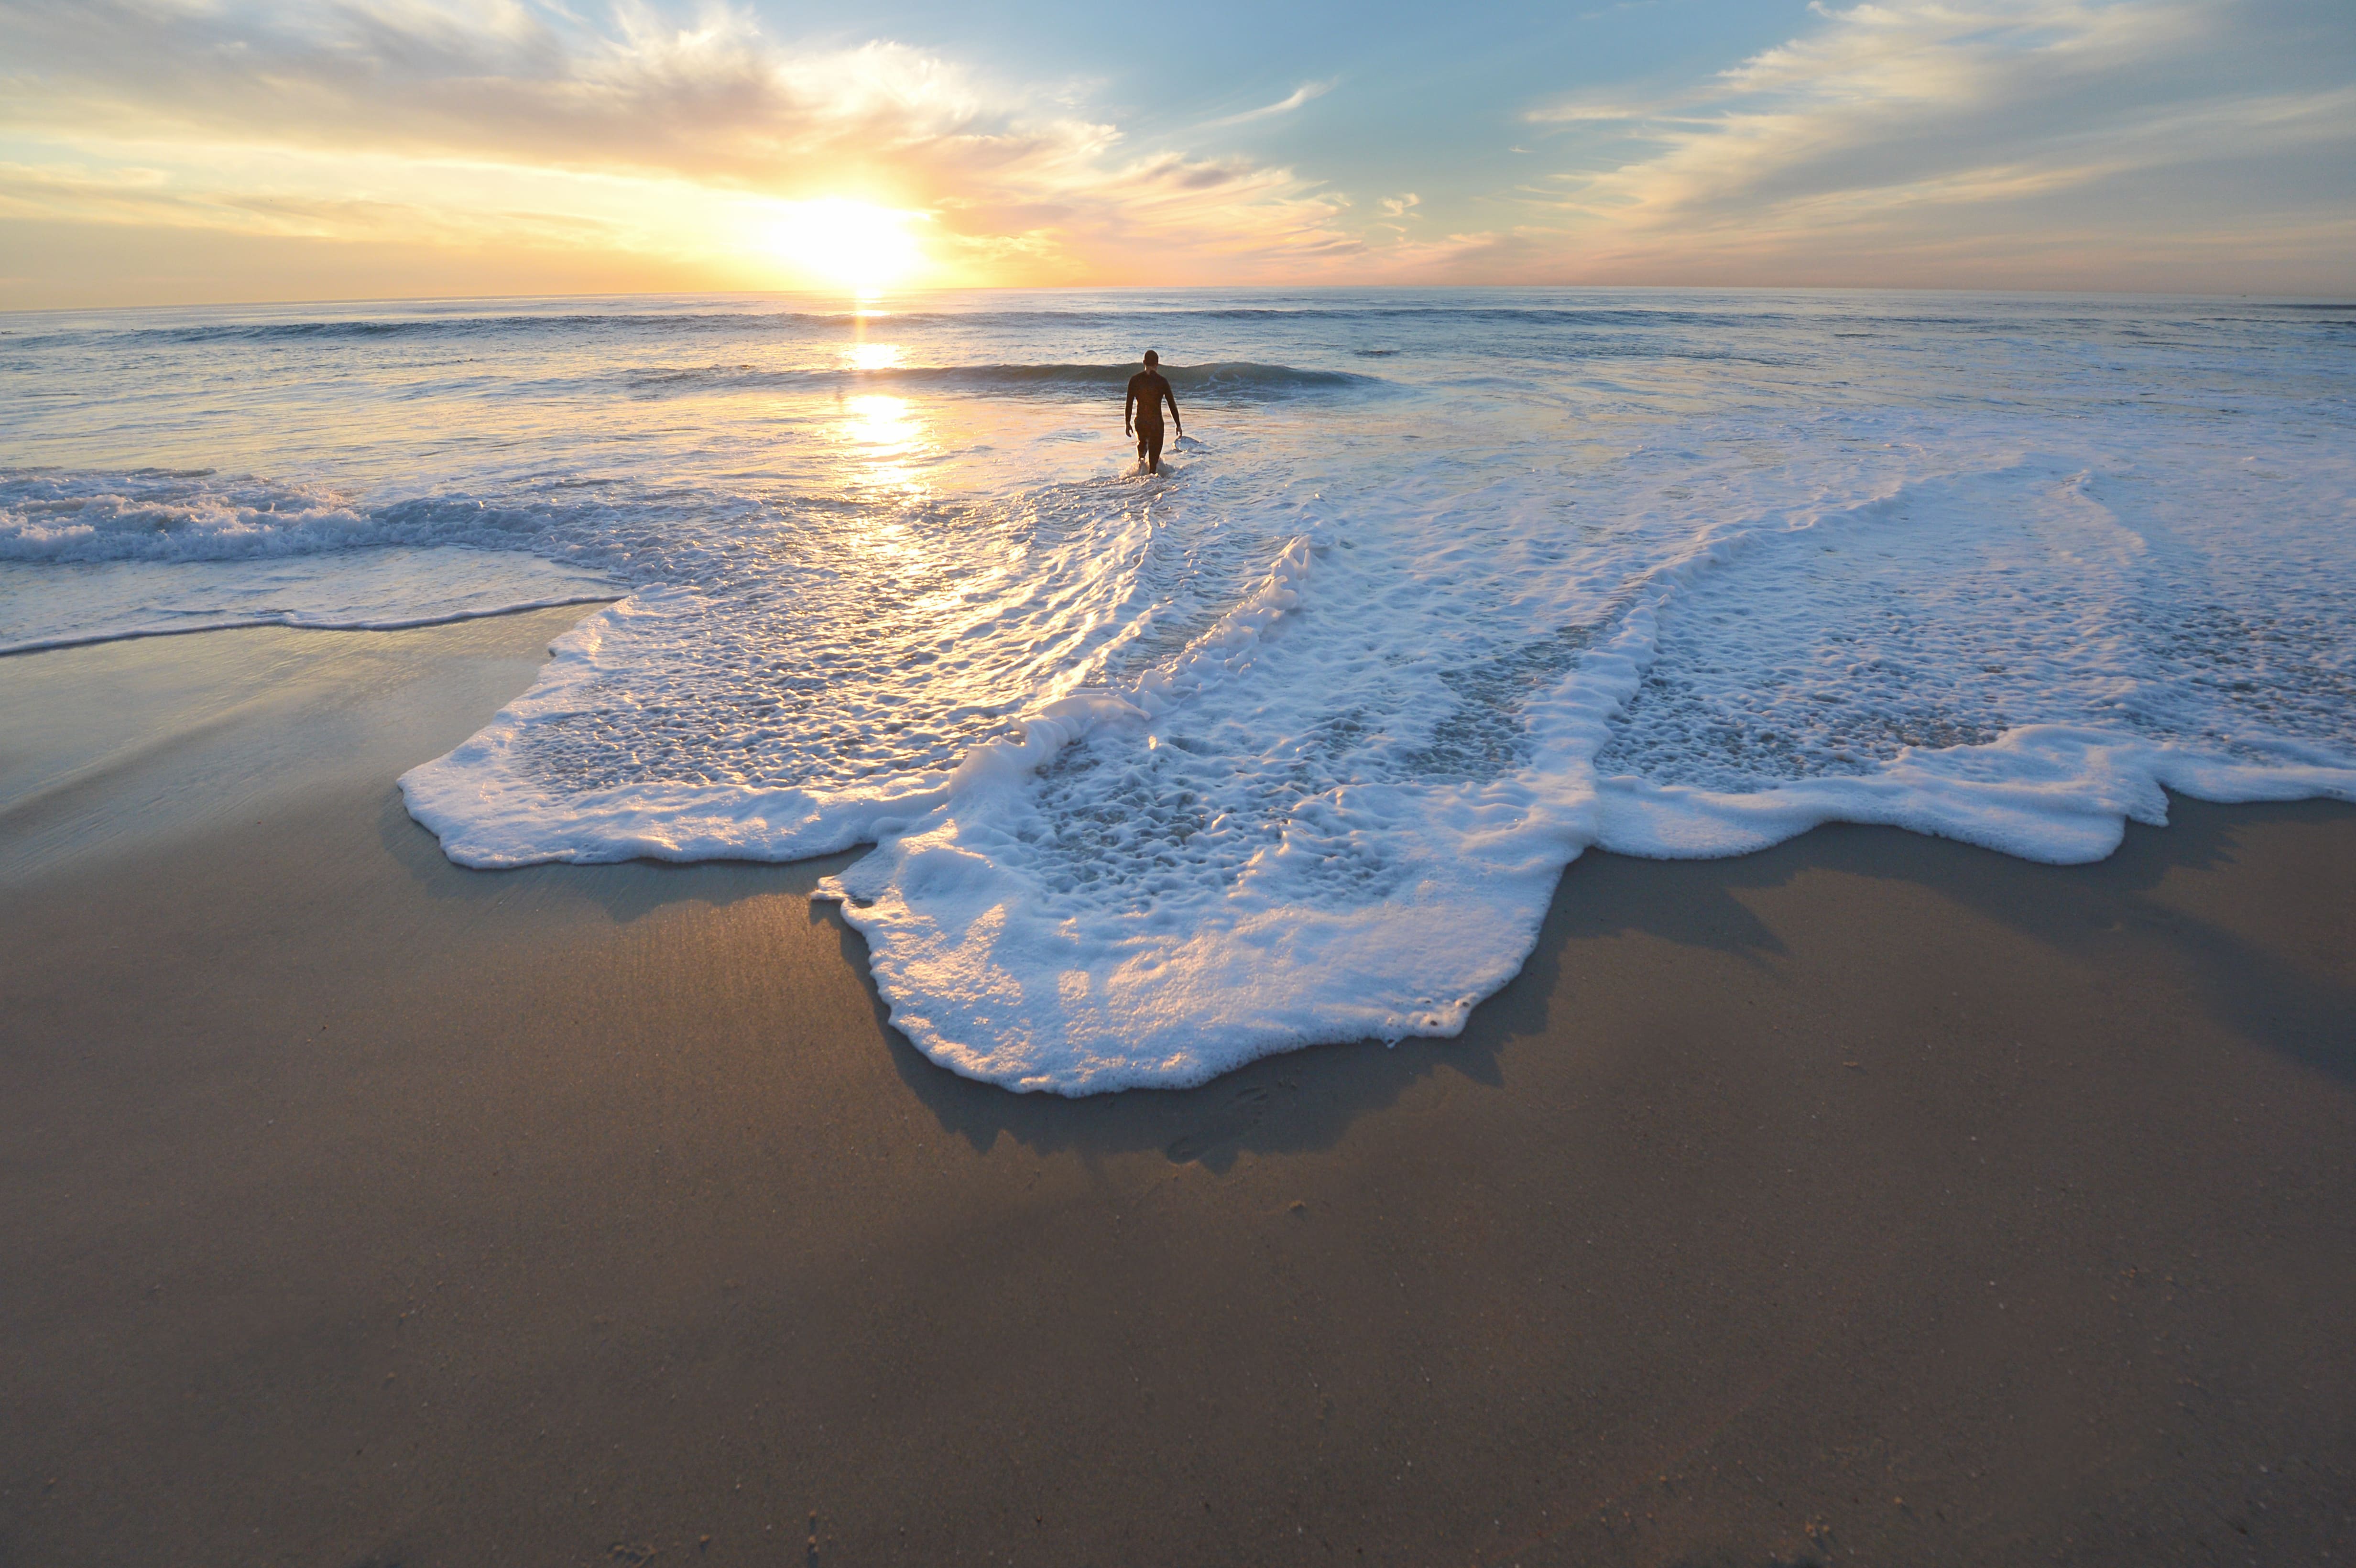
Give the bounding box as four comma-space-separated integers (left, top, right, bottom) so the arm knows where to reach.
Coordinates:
1143, 350, 1159, 367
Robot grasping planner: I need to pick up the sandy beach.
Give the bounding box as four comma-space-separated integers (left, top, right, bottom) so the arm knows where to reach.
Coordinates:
3, 606, 2352, 1567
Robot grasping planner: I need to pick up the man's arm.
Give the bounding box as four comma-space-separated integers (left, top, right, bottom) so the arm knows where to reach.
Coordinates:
1124, 382, 1137, 435
1163, 383, 1182, 436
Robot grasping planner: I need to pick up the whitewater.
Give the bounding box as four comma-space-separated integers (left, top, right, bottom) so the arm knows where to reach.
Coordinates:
5, 288, 2352, 1091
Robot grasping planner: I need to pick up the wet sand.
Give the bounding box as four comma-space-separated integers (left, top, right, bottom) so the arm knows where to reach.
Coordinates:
3, 607, 2352, 1567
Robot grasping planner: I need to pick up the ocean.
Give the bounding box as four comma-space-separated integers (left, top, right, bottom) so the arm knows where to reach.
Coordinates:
5, 288, 2352, 1090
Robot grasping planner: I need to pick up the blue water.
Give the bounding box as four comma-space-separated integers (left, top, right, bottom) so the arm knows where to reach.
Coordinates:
6, 288, 2353, 1088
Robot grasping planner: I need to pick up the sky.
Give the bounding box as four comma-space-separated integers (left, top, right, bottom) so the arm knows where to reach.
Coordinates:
0, 0, 2350, 306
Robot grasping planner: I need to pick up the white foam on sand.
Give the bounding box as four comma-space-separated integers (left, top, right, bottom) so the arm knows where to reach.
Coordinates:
810, 447, 2356, 1091
405, 416, 2356, 1092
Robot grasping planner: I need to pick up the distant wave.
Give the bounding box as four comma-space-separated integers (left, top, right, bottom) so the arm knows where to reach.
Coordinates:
10, 303, 1822, 351
624, 359, 1384, 399
13, 296, 2344, 355
5, 312, 857, 349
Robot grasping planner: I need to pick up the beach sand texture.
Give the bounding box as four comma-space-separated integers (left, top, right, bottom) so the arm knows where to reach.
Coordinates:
4, 607, 2353, 1566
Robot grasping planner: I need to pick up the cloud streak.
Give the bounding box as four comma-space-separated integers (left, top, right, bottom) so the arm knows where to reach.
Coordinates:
1196, 79, 1336, 131
1492, 0, 2356, 289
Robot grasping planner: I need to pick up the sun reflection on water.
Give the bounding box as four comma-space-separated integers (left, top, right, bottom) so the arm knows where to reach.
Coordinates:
838, 393, 931, 499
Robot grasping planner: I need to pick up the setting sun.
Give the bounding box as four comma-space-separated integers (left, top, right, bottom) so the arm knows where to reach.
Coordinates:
767, 199, 928, 294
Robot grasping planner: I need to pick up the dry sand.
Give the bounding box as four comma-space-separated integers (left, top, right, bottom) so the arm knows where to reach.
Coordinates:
3, 607, 2352, 1567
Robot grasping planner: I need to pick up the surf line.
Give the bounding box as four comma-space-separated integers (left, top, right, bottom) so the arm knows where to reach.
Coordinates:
0, 593, 625, 659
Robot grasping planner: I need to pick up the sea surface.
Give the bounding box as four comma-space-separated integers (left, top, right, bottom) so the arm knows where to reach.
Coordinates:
6, 288, 2353, 1090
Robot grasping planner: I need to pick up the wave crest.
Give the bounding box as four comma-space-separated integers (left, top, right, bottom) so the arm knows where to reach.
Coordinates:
626, 359, 1382, 400
0, 468, 567, 564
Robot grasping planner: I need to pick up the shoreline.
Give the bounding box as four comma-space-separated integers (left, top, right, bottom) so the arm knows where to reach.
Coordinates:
0, 592, 622, 660
4, 610, 2352, 1564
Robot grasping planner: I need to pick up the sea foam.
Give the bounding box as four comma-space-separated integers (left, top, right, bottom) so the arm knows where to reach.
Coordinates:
8, 290, 2352, 1091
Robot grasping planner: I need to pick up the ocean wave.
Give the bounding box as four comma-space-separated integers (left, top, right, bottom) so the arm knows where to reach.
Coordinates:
11, 302, 1829, 352
0, 468, 598, 565
17, 296, 2333, 360
623, 359, 1384, 399
4, 311, 850, 349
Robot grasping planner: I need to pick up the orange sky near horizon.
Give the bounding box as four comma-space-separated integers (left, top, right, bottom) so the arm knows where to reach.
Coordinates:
1, 0, 2350, 309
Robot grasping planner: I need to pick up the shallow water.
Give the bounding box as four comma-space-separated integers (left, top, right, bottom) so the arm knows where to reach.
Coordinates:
6, 288, 2352, 1089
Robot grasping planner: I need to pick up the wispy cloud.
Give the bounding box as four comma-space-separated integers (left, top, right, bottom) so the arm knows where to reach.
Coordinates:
1495, 0, 2356, 290
1196, 79, 1336, 131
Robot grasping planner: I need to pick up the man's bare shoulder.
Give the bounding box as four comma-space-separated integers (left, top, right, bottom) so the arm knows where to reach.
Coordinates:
1127, 370, 1165, 394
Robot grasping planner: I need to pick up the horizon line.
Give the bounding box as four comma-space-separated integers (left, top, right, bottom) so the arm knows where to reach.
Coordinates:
6, 282, 2352, 318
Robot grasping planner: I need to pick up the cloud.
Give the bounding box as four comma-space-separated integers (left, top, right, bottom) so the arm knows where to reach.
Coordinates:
1, 0, 2348, 298
0, 0, 1361, 293
1524, 100, 1660, 125
1196, 79, 1336, 131
1504, 0, 2356, 289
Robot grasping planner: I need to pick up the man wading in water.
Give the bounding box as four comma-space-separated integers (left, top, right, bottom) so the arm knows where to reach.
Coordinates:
1124, 350, 1183, 475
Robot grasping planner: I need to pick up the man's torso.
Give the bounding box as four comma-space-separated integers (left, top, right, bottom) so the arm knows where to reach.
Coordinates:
1128, 371, 1169, 425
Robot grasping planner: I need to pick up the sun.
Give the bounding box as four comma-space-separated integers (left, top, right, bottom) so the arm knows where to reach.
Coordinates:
768, 199, 927, 295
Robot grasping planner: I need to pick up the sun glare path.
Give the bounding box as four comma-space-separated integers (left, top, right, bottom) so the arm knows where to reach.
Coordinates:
838, 393, 930, 501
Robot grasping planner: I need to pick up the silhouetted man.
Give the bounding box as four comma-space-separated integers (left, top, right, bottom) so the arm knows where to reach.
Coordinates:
1124, 350, 1183, 475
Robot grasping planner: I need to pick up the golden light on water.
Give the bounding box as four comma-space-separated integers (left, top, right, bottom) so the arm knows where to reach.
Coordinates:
844, 340, 905, 372
847, 393, 917, 444
840, 393, 929, 498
